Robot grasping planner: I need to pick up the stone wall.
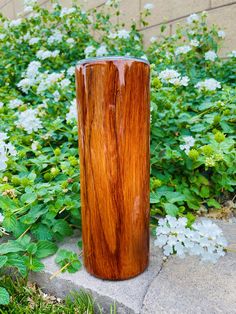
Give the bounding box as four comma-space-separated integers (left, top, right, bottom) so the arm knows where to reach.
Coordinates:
0, 0, 236, 55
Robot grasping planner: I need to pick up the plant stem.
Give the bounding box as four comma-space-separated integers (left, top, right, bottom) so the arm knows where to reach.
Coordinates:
50, 262, 71, 280
18, 226, 31, 239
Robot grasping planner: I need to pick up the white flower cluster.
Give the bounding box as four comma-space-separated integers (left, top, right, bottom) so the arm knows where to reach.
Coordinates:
48, 30, 63, 45
84, 45, 95, 57
179, 136, 195, 154
190, 39, 199, 47
205, 50, 217, 61
158, 69, 189, 86
109, 29, 130, 39
9, 99, 24, 109
36, 49, 60, 60
16, 109, 42, 134
67, 66, 75, 76
66, 99, 77, 123
186, 13, 199, 24
0, 132, 17, 171
154, 216, 227, 263
37, 72, 64, 94
17, 61, 41, 93
29, 37, 40, 45
8, 19, 22, 28
229, 50, 236, 58
195, 78, 221, 91
60, 7, 76, 17
96, 45, 108, 57
175, 45, 192, 56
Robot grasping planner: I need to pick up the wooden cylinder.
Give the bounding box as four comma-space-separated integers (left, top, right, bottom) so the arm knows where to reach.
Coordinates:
75, 57, 150, 280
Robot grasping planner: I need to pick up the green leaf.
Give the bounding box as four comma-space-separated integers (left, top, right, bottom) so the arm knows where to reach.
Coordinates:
2, 214, 17, 232
55, 249, 81, 273
0, 196, 16, 211
0, 287, 10, 305
207, 198, 221, 209
199, 186, 210, 198
52, 220, 73, 237
150, 192, 159, 204
163, 203, 179, 216
36, 241, 58, 259
6, 254, 28, 277
0, 241, 24, 255
20, 192, 37, 204
30, 258, 45, 272
0, 256, 8, 268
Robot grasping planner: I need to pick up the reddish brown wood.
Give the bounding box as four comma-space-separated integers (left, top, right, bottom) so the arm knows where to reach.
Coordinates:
75, 57, 150, 280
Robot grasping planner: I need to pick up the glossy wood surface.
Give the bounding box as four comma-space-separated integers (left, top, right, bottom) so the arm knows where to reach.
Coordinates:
75, 58, 150, 280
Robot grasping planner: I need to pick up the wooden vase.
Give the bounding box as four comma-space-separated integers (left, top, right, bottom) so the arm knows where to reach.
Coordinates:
75, 56, 150, 280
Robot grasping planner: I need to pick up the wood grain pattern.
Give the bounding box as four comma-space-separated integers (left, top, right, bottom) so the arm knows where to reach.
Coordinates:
75, 57, 150, 280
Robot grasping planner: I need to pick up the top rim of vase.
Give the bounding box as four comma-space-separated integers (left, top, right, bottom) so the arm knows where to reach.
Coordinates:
76, 56, 149, 65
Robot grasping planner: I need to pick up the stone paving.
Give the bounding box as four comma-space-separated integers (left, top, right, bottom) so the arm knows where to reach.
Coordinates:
30, 220, 236, 314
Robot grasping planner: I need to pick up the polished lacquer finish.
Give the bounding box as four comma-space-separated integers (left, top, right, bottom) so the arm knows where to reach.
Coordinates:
75, 57, 150, 280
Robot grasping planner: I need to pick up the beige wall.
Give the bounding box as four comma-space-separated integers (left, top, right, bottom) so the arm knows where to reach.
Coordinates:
0, 0, 236, 55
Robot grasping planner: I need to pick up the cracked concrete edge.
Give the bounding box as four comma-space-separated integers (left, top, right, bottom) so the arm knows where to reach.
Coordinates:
30, 270, 135, 314
29, 238, 164, 314
140, 257, 166, 313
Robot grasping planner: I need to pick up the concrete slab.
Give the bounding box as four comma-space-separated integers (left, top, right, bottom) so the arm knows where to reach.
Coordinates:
141, 220, 236, 314
30, 236, 163, 314
30, 220, 236, 313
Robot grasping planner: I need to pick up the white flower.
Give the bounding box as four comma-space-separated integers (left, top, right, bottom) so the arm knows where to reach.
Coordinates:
0, 132, 8, 141
60, 78, 71, 88
175, 45, 192, 56
29, 37, 40, 45
218, 30, 225, 38
154, 216, 227, 263
144, 3, 154, 10
0, 133, 17, 171
48, 30, 63, 44
0, 102, 4, 108
190, 39, 199, 47
53, 91, 61, 102
5, 143, 17, 156
150, 36, 157, 43
67, 66, 75, 76
36, 50, 60, 60
16, 109, 42, 133
9, 19, 22, 28
117, 29, 130, 39
96, 45, 108, 57
66, 99, 77, 123
0, 213, 4, 223
37, 72, 64, 94
0, 34, 6, 40
205, 50, 217, 61
66, 38, 75, 45
60, 7, 76, 17
158, 69, 189, 87
229, 50, 236, 58
9, 99, 23, 109
84, 45, 95, 57
17, 78, 33, 93
186, 13, 199, 24
26, 61, 41, 79
179, 136, 195, 154
31, 141, 39, 151
195, 78, 221, 91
